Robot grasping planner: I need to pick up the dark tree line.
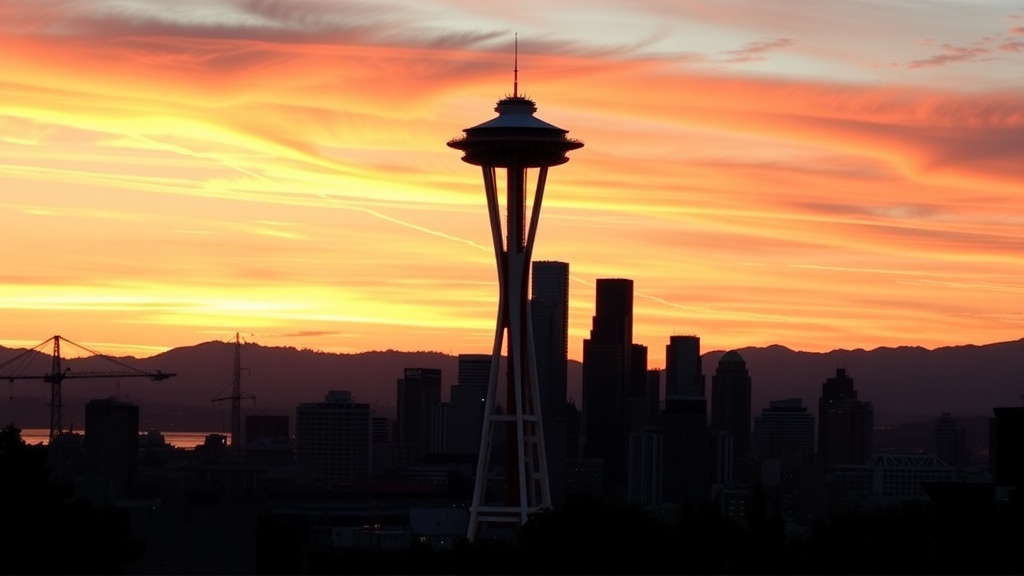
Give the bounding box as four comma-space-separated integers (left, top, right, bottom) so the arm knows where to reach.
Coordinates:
292, 488, 1024, 575
0, 423, 142, 575
4, 419, 1021, 575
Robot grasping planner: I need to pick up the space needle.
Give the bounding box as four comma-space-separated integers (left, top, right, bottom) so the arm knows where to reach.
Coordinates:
447, 41, 583, 540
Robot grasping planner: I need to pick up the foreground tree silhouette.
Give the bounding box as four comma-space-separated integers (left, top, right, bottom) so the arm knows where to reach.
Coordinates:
511, 495, 676, 574
0, 423, 143, 575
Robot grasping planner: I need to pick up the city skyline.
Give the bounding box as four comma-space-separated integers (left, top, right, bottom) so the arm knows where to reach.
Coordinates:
2, 1, 1023, 369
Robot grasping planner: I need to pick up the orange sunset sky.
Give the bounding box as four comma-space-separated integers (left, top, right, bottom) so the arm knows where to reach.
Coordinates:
1, 0, 1022, 368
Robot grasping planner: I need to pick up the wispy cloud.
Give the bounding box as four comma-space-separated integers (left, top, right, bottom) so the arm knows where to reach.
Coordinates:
720, 37, 794, 64
908, 43, 993, 68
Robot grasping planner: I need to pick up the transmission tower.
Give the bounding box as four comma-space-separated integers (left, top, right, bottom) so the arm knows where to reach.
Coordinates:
211, 332, 254, 453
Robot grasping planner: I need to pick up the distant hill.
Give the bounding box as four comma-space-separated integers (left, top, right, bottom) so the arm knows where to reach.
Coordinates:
702, 340, 1024, 425
1, 338, 1022, 436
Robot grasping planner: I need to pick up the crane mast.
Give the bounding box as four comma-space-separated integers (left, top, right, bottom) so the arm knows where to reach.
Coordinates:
50, 335, 62, 441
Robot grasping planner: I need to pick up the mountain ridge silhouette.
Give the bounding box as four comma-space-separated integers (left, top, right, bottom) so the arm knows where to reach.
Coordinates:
1, 337, 1021, 434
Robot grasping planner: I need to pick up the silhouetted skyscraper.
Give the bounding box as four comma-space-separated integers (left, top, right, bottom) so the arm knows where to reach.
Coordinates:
645, 369, 661, 426
989, 406, 1024, 489
84, 397, 139, 501
244, 413, 292, 465
628, 427, 663, 507
245, 414, 289, 445
531, 260, 569, 418
295, 390, 371, 485
752, 398, 815, 460
710, 351, 752, 480
582, 278, 647, 498
396, 367, 442, 464
448, 355, 489, 456
530, 261, 571, 508
934, 412, 968, 469
661, 397, 711, 509
817, 368, 873, 468
661, 335, 711, 508
666, 335, 704, 399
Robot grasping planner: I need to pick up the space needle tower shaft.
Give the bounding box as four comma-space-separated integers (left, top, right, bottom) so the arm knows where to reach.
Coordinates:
447, 43, 583, 540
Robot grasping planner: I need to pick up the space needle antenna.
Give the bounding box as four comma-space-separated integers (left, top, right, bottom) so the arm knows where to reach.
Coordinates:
513, 33, 518, 97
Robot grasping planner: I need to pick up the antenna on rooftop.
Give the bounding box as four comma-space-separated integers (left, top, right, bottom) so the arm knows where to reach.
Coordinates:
513, 33, 518, 97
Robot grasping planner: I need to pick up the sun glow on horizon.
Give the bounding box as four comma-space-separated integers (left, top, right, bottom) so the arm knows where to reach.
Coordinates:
1, 0, 1022, 368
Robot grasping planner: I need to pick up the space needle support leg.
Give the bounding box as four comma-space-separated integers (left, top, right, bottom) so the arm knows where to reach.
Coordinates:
467, 165, 508, 541
506, 166, 529, 520
523, 165, 551, 508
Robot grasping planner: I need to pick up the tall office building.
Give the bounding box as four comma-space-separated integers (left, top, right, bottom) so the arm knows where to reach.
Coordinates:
531, 261, 571, 509
628, 428, 664, 507
457, 354, 491, 387
531, 260, 569, 419
396, 367, 442, 464
933, 412, 968, 469
817, 368, 873, 468
988, 406, 1024, 488
666, 335, 704, 399
660, 397, 711, 509
371, 416, 391, 444
447, 354, 490, 456
245, 414, 289, 445
752, 398, 816, 460
661, 335, 711, 508
83, 398, 139, 501
244, 413, 292, 465
295, 390, 371, 485
710, 351, 752, 481
371, 416, 393, 477
645, 369, 661, 427
582, 278, 648, 497
431, 402, 450, 454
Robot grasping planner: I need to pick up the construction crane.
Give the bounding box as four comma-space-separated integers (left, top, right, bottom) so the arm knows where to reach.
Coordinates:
0, 335, 176, 441
211, 332, 255, 454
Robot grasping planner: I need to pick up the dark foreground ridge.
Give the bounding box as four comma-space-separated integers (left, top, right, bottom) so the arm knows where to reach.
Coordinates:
3, 423, 1023, 575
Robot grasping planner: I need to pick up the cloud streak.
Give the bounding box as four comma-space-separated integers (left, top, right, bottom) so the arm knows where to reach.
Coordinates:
1, 0, 1022, 366
720, 37, 795, 63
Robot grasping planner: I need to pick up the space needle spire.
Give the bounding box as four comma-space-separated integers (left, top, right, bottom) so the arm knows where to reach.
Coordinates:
447, 40, 583, 540
513, 33, 518, 98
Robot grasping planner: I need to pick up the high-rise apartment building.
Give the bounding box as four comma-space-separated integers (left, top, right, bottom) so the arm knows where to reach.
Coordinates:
295, 390, 371, 485
710, 351, 753, 468
245, 414, 289, 445
531, 260, 569, 419
933, 412, 968, 469
84, 398, 139, 501
582, 278, 648, 497
645, 369, 661, 426
666, 335, 704, 400
628, 428, 664, 507
396, 367, 442, 464
447, 354, 490, 457
660, 397, 711, 508
988, 406, 1024, 488
660, 334, 711, 508
244, 413, 292, 466
531, 261, 571, 508
817, 368, 873, 468
752, 398, 816, 460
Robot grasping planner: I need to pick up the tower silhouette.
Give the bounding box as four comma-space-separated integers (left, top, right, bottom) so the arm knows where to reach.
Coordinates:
447, 46, 583, 539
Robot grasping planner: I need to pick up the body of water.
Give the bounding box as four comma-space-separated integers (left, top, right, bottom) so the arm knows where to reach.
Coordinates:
19, 428, 224, 450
